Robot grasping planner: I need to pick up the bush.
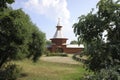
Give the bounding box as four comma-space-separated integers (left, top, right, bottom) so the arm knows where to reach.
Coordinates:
83, 66, 120, 80
0, 64, 22, 80
72, 54, 87, 63
46, 53, 68, 57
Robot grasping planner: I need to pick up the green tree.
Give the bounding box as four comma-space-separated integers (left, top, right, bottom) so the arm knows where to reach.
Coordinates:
0, 0, 14, 11
73, 0, 120, 79
46, 40, 52, 45
70, 40, 78, 44
27, 26, 46, 62
0, 1, 45, 67
0, 0, 45, 79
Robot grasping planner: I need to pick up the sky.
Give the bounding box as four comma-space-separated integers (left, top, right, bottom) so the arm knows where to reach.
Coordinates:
11, 0, 99, 43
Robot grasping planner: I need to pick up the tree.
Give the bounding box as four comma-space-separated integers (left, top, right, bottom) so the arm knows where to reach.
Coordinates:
70, 40, 78, 44
0, 1, 45, 67
46, 40, 52, 45
73, 0, 120, 79
0, 0, 45, 79
0, 0, 14, 11
0, 1, 46, 79
27, 26, 46, 62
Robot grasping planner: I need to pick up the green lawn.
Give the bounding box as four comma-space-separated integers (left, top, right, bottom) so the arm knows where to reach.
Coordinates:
15, 59, 88, 80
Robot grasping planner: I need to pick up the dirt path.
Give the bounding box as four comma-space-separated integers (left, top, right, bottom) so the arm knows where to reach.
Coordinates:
40, 56, 81, 65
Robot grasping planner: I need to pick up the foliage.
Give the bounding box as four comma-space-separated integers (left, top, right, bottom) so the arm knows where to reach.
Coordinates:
27, 27, 46, 62
72, 54, 87, 63
73, 0, 120, 72
0, 8, 45, 67
0, 64, 21, 80
0, 0, 46, 80
46, 40, 52, 45
70, 40, 78, 44
0, 1, 46, 67
0, 0, 14, 11
83, 65, 120, 80
73, 0, 120, 79
46, 52, 68, 57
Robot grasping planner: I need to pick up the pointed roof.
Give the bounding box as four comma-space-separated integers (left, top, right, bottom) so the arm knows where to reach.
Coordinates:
57, 18, 61, 26
53, 30, 63, 38
53, 18, 64, 38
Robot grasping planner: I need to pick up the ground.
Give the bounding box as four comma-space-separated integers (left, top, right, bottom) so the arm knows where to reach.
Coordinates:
40, 56, 80, 64
16, 55, 89, 80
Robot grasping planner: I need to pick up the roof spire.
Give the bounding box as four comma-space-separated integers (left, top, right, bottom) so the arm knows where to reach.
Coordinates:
57, 18, 61, 26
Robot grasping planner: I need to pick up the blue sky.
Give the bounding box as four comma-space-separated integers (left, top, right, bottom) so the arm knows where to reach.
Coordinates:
12, 0, 99, 43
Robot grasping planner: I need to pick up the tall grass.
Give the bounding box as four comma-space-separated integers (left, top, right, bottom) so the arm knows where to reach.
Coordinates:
15, 59, 89, 80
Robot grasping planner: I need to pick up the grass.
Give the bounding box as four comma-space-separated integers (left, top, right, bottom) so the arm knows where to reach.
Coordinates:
15, 59, 89, 80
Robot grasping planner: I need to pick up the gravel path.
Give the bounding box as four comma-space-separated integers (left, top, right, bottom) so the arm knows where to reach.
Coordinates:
40, 56, 80, 65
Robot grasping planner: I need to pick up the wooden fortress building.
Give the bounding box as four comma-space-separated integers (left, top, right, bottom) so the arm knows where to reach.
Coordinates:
47, 20, 84, 53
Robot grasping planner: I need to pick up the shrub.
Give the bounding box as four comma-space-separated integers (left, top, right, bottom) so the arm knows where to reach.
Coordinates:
72, 54, 87, 63
83, 65, 120, 80
0, 64, 22, 80
46, 53, 68, 57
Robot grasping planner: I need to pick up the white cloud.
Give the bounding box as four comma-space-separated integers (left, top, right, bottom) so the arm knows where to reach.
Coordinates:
24, 0, 76, 42
24, 0, 70, 23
